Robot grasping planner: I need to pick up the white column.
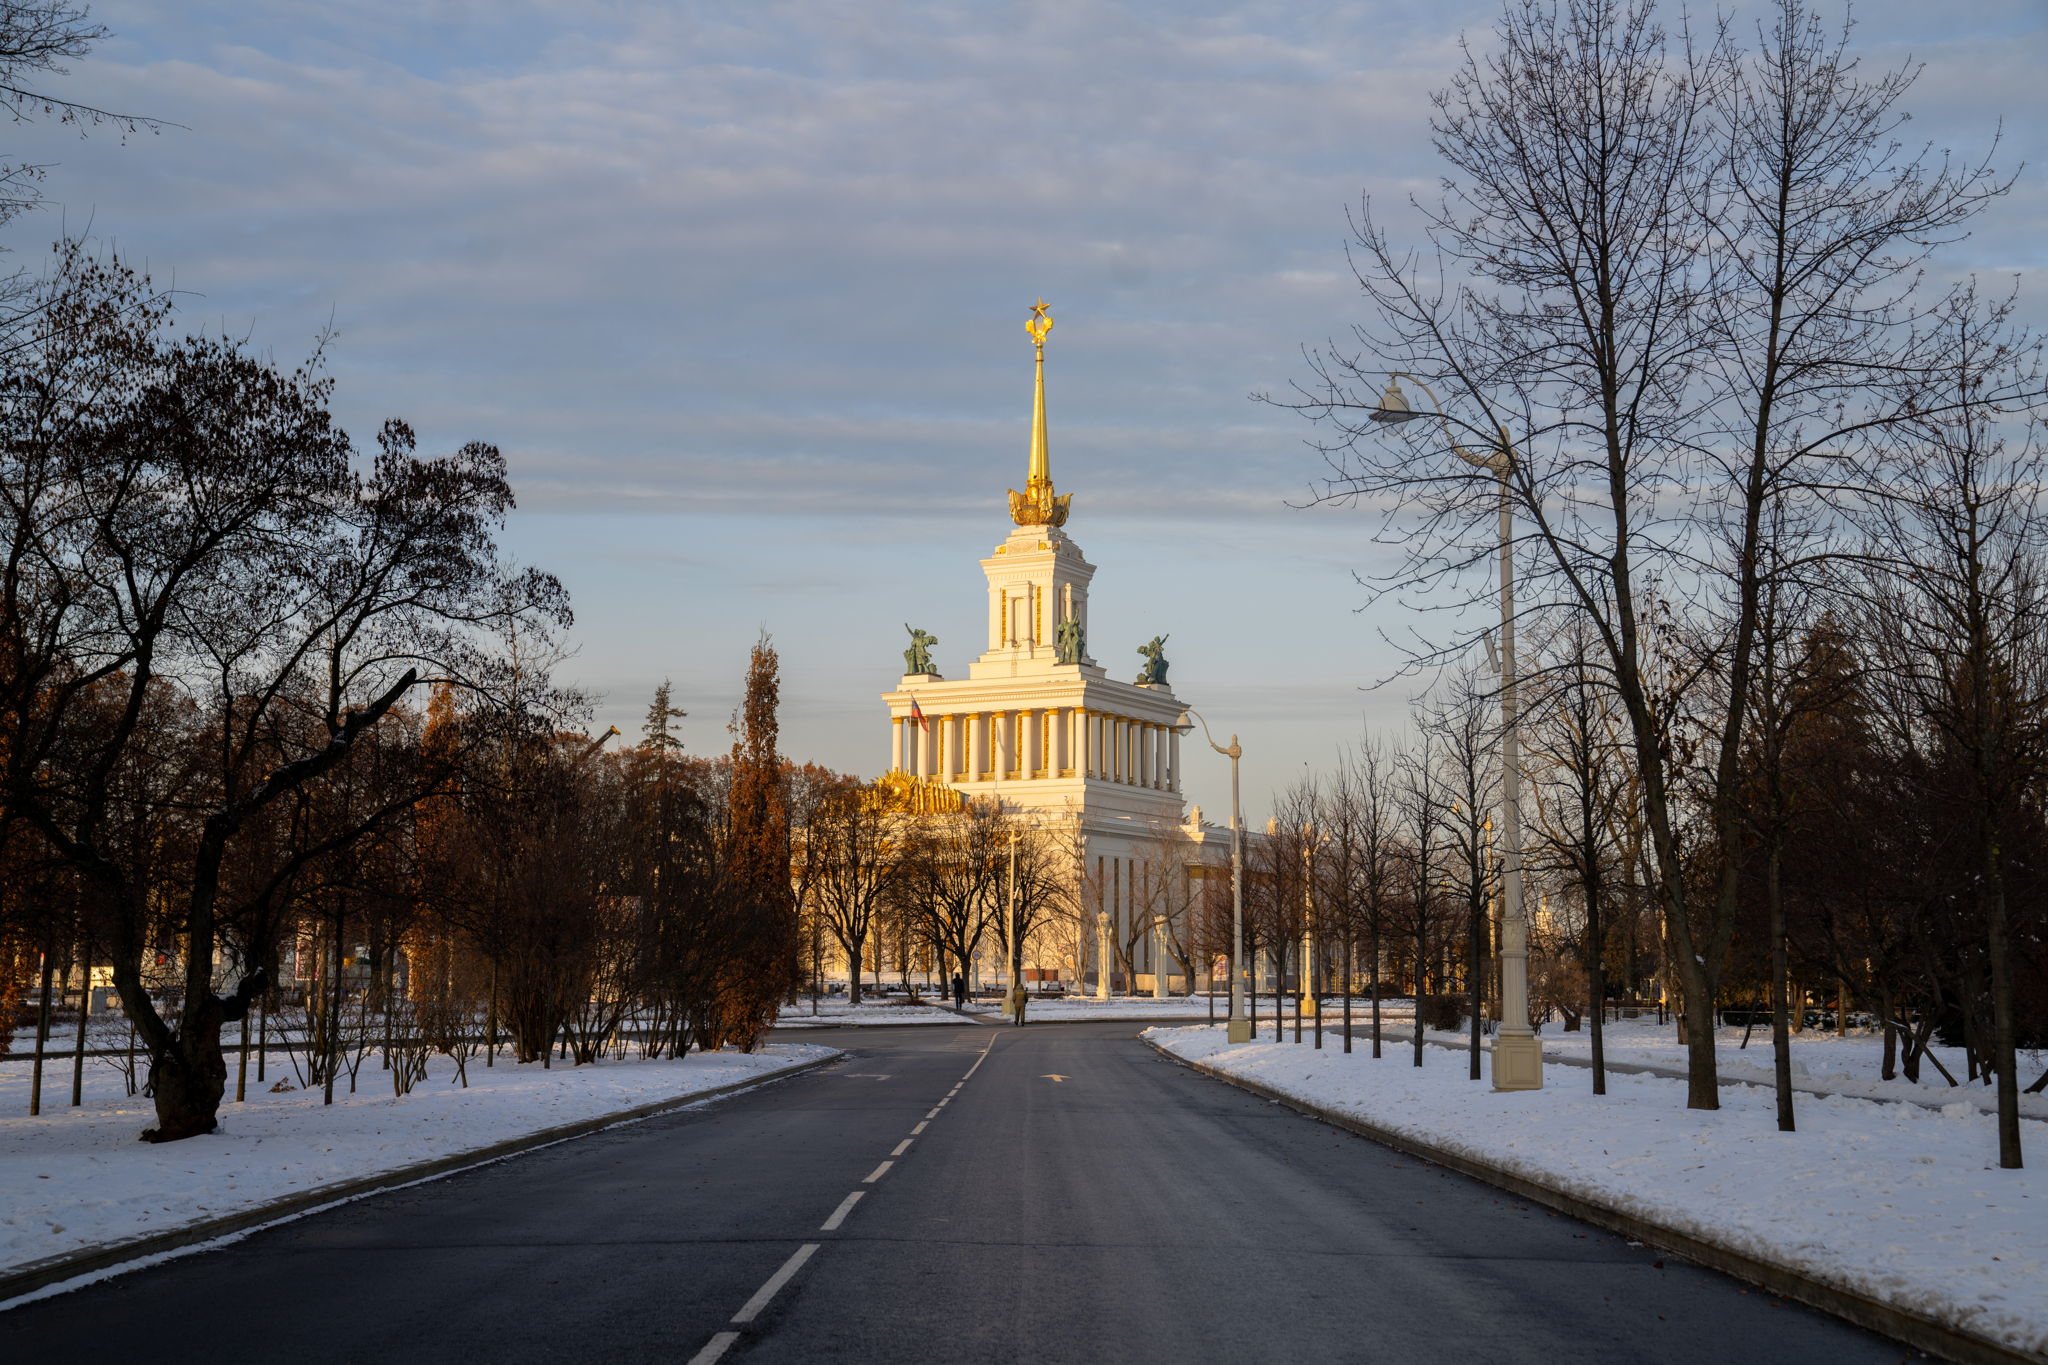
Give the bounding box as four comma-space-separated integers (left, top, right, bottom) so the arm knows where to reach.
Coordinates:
1022, 710, 1039, 778
891, 716, 905, 772
1169, 729, 1181, 791
1141, 723, 1156, 787
1155, 725, 1169, 789
916, 721, 934, 778
970, 712, 986, 780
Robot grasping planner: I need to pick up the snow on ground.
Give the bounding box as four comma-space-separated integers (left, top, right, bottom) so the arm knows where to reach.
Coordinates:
773, 994, 1236, 1026
1008, 995, 1226, 1020
1532, 1017, 2048, 1119
0, 1042, 835, 1283
1149, 1024, 2048, 1357
772, 1000, 967, 1027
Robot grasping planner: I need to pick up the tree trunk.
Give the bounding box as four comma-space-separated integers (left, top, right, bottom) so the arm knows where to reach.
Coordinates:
1468, 885, 1484, 1081
28, 943, 56, 1116
1878, 985, 1897, 1081
1984, 848, 2022, 1168
145, 994, 230, 1142
1667, 919, 1721, 1109
1341, 931, 1353, 1054
1768, 842, 1794, 1132
1369, 916, 1383, 1058
1586, 870, 1606, 1096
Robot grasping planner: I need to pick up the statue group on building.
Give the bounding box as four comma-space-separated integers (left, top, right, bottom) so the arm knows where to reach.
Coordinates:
1136, 635, 1169, 686
903, 624, 938, 676
1055, 615, 1086, 665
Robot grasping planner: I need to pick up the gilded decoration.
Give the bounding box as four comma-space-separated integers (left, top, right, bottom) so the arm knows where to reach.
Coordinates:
1009, 299, 1073, 528
875, 769, 966, 816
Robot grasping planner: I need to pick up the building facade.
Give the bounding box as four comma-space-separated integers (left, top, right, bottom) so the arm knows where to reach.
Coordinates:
881, 302, 1226, 992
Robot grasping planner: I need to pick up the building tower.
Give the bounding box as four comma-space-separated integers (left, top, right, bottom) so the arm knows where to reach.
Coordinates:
882, 302, 1220, 991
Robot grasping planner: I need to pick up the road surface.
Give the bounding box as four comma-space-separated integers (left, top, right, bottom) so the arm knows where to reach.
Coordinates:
2, 1022, 1902, 1362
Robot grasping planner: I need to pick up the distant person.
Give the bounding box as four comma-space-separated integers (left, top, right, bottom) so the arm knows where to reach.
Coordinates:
951, 974, 967, 1010
1009, 980, 1028, 1027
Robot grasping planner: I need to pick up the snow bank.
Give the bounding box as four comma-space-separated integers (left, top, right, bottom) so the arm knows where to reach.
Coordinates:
1149, 1024, 2047, 1357
0, 1043, 834, 1283
773, 1002, 967, 1026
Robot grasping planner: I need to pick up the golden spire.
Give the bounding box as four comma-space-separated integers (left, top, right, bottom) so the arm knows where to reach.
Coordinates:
1009, 298, 1071, 528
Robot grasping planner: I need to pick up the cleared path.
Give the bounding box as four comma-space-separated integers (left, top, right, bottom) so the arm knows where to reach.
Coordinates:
1, 1023, 1899, 1363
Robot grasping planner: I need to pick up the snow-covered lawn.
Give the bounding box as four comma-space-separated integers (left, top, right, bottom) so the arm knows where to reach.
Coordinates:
1010, 995, 1228, 1020
772, 994, 1241, 1026
1149, 1024, 2047, 1357
0, 1043, 835, 1286
1327, 1012, 2048, 1119
1533, 1017, 2048, 1119
772, 1001, 967, 1027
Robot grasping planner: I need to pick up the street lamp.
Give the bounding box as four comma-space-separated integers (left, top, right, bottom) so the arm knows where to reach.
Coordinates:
1176, 708, 1252, 1044
1371, 373, 1543, 1092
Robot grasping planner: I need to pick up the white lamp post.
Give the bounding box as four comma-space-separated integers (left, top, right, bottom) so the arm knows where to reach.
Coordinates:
1177, 708, 1252, 1044
1372, 375, 1543, 1091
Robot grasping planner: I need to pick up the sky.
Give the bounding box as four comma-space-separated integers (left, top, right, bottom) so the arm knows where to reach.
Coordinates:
25, 0, 2047, 821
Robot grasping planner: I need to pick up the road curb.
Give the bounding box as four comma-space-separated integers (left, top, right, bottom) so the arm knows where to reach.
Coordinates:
1144, 1035, 2042, 1365
0, 1050, 841, 1306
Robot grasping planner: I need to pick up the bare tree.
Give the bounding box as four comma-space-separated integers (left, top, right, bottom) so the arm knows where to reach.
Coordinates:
1279, 0, 2038, 1108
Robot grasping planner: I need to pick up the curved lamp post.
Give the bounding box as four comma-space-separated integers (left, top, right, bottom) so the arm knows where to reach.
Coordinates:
1372, 375, 1543, 1092
1176, 708, 1252, 1044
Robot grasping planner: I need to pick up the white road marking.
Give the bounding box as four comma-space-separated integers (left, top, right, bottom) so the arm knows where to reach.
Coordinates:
688, 1330, 740, 1365
819, 1191, 864, 1231
911, 1121, 928, 1135
962, 1035, 998, 1080
924, 1107, 941, 1119
862, 1160, 895, 1183
891, 1139, 913, 1156
731, 1243, 819, 1324
1041, 1074, 1069, 1082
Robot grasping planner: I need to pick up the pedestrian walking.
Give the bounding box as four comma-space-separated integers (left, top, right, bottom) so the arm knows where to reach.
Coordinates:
951, 973, 967, 1011
1008, 980, 1028, 1027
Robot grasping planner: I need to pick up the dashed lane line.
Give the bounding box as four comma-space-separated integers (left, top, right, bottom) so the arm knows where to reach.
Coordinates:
687, 1031, 999, 1363
819, 1192, 864, 1232
687, 1330, 739, 1365
731, 1243, 819, 1325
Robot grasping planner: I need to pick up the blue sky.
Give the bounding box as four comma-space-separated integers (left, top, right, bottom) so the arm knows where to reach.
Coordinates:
32, 0, 2048, 819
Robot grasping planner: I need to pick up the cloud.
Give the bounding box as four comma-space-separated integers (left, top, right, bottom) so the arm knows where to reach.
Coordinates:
32, 0, 2048, 812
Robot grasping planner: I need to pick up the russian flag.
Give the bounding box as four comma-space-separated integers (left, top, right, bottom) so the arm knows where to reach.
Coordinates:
909, 696, 929, 732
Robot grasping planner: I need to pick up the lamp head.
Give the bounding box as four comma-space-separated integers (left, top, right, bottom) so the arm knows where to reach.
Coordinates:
1370, 376, 1423, 425
1172, 709, 1196, 736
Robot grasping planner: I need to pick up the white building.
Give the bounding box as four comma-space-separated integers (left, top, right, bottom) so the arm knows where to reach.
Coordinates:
880, 302, 1227, 992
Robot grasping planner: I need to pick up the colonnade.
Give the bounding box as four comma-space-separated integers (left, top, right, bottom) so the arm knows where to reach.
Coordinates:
892, 706, 1179, 791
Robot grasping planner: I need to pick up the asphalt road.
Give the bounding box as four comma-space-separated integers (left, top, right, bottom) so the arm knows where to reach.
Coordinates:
3, 1022, 1906, 1363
